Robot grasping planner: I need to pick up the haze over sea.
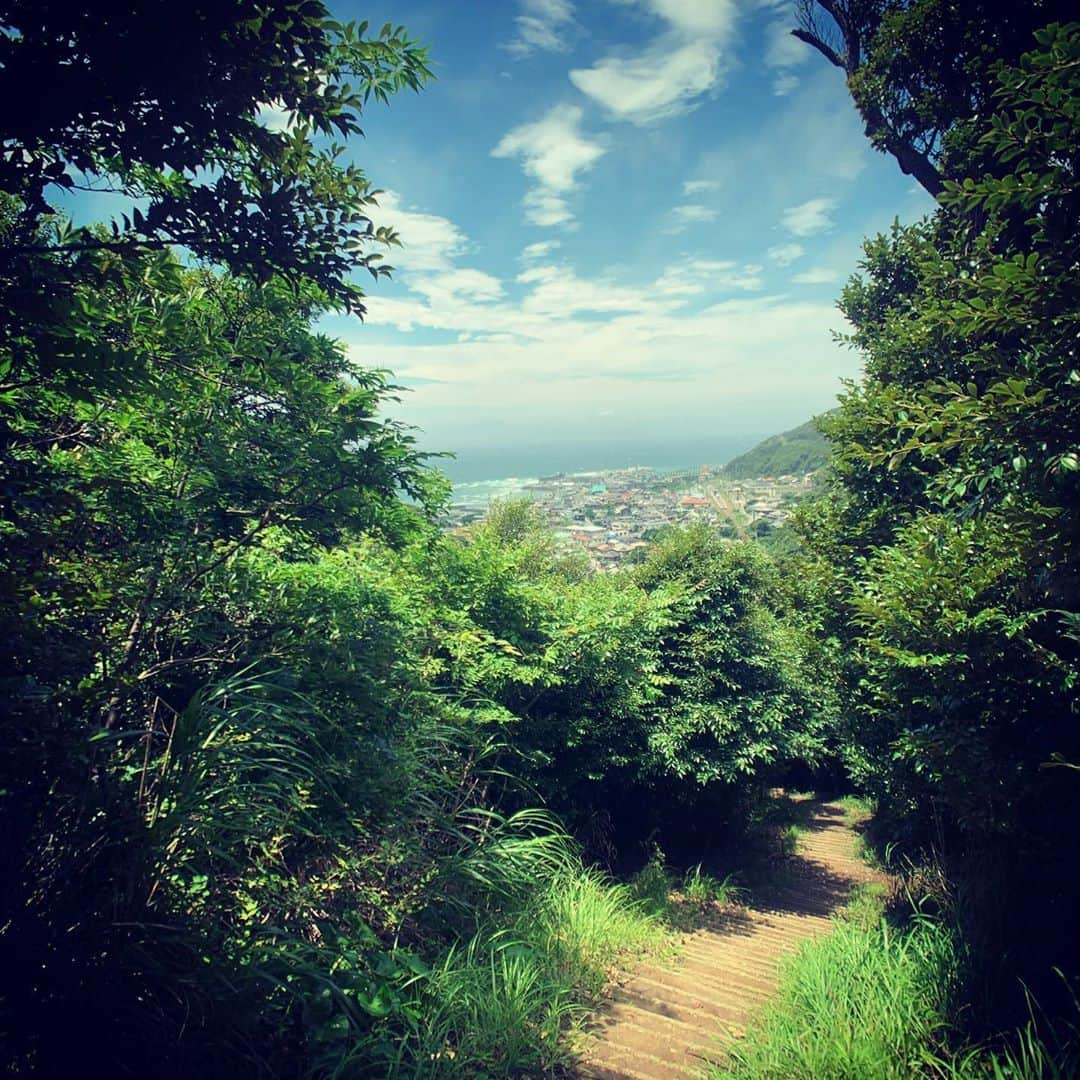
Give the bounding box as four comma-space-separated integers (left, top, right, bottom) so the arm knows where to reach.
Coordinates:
435, 434, 765, 488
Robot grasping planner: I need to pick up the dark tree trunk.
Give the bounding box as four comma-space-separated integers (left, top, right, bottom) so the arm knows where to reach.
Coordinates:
791, 23, 944, 200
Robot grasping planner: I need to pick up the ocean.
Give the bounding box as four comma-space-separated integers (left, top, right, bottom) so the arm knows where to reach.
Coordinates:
427, 435, 767, 490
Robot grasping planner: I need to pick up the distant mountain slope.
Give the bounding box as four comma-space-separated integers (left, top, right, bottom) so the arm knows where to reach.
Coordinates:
722, 419, 829, 479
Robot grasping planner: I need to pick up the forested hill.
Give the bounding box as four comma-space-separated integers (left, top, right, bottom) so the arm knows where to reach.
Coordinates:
721, 419, 828, 479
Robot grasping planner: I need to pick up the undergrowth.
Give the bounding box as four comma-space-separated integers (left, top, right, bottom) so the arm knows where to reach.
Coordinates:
628, 845, 748, 931
779, 824, 805, 856
683, 864, 748, 908
710, 884, 1078, 1079
835, 794, 874, 826
389, 866, 664, 1077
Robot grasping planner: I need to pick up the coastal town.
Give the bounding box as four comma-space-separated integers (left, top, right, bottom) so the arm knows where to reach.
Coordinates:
443, 466, 816, 571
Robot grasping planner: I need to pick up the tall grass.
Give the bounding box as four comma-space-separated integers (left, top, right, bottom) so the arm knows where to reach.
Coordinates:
392, 867, 662, 1076
779, 823, 805, 856
714, 913, 958, 1079
529, 869, 660, 997
942, 1013, 1080, 1079
683, 864, 748, 908
397, 940, 576, 1077
835, 794, 874, 826
710, 889, 1078, 1080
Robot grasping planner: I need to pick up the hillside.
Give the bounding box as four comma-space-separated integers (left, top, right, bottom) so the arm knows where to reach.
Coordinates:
722, 419, 829, 479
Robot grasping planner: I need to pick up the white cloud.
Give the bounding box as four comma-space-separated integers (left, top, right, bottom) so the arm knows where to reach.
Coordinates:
664, 203, 719, 233
364, 247, 771, 348
522, 190, 577, 228
772, 73, 800, 96
356, 293, 853, 453
655, 259, 763, 295
571, 40, 721, 125
673, 204, 718, 223
781, 197, 836, 236
367, 191, 468, 271
792, 266, 841, 284
682, 178, 721, 195
492, 105, 607, 227
521, 239, 561, 261
363, 243, 772, 343
345, 163, 864, 454
493, 107, 604, 192
410, 268, 504, 304
764, 19, 807, 69
645, 0, 737, 37
343, 197, 855, 449
505, 0, 576, 57
767, 242, 804, 266
365, 295, 846, 383
518, 264, 663, 316
569, 0, 737, 124
762, 17, 808, 97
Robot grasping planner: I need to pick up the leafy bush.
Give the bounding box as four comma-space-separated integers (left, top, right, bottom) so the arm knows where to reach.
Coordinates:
389, 864, 662, 1077
714, 899, 1079, 1080
715, 911, 960, 1079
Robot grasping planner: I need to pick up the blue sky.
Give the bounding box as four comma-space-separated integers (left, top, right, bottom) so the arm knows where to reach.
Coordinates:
64, 0, 934, 475
319, 0, 935, 468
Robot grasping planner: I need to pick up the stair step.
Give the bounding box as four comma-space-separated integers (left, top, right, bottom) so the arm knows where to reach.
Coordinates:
574, 797, 884, 1079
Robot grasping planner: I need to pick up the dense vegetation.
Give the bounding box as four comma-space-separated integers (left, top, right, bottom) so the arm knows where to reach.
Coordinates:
726, 8, 1080, 1067
0, 0, 1077, 1076
0, 4, 837, 1073
721, 419, 829, 480
718, 884, 1080, 1079
794, 10, 1080, 1035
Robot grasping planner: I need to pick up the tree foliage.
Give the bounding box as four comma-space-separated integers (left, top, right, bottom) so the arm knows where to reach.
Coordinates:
405, 509, 836, 861
15, 0, 1080, 1070
791, 0, 1074, 196
0, 0, 431, 310
797, 20, 1080, 1028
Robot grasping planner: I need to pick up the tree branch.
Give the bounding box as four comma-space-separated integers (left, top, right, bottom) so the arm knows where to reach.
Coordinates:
792, 5, 944, 200
0, 238, 171, 260
860, 100, 945, 198
792, 28, 845, 71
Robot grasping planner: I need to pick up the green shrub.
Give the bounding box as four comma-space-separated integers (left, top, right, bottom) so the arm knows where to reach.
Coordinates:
683, 865, 747, 907
631, 845, 675, 918
713, 912, 958, 1079
392, 864, 663, 1077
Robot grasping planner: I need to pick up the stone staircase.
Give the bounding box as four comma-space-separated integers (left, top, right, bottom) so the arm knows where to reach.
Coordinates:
575, 798, 883, 1079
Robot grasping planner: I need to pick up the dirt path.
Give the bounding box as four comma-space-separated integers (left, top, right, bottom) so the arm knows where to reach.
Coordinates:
576, 798, 884, 1079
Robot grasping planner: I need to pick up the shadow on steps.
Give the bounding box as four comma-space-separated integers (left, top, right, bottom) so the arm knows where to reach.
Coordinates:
573, 795, 884, 1080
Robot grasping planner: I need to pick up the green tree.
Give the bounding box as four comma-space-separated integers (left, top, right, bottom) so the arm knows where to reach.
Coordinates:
0, 6, 446, 1068
0, 253, 445, 1073
0, 0, 431, 310
797, 22, 1080, 1027
789, 0, 1073, 195
635, 527, 835, 791
409, 504, 669, 844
